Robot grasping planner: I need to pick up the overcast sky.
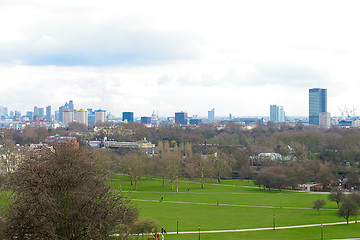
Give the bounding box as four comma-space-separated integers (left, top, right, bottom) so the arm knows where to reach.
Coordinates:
1, 0, 360, 118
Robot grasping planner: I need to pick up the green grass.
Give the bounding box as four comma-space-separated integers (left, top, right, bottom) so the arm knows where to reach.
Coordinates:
109, 174, 359, 239
163, 224, 360, 240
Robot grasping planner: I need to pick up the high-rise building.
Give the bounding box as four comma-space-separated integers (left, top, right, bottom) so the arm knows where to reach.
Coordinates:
175, 112, 188, 125
270, 105, 285, 122
34, 106, 39, 119
76, 109, 88, 126
208, 108, 215, 121
68, 100, 74, 111
58, 106, 64, 122
38, 108, 44, 119
122, 112, 134, 122
309, 88, 327, 125
46, 105, 51, 121
0, 106, 8, 117
62, 110, 74, 125
26, 111, 33, 120
95, 110, 106, 124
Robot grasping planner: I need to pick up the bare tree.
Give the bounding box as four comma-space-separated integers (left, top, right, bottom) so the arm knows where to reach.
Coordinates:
120, 151, 148, 190
0, 146, 137, 239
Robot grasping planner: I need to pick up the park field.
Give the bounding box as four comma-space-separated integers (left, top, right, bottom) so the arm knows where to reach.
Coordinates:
109, 174, 360, 240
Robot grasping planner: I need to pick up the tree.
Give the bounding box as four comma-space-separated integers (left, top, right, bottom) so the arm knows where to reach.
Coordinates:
349, 191, 360, 207
337, 196, 359, 224
328, 188, 344, 208
0, 147, 137, 239
131, 218, 159, 240
210, 150, 234, 183
312, 199, 326, 215
120, 151, 148, 190
167, 144, 183, 192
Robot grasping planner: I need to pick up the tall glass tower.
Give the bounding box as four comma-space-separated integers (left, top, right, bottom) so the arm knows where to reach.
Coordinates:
309, 88, 327, 125
270, 105, 285, 122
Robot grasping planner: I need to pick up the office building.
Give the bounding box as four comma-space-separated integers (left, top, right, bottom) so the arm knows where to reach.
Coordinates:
309, 88, 327, 125
58, 106, 64, 122
208, 108, 215, 121
46, 105, 51, 121
95, 110, 106, 124
189, 119, 200, 125
175, 112, 188, 125
68, 100, 74, 111
0, 106, 8, 117
38, 108, 44, 119
34, 106, 39, 119
270, 105, 285, 122
141, 116, 152, 124
76, 109, 88, 126
62, 110, 74, 125
123, 112, 134, 122
26, 111, 33, 120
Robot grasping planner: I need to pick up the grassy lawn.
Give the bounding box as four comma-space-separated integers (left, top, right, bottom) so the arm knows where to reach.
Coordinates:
163, 224, 360, 240
109, 174, 359, 239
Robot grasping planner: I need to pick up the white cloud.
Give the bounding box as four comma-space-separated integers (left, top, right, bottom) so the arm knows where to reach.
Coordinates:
1, 0, 360, 117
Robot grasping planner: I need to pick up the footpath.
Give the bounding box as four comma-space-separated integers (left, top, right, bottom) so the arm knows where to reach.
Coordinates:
164, 221, 357, 235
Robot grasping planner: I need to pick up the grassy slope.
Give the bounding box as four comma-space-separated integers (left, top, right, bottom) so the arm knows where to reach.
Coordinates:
109, 175, 360, 239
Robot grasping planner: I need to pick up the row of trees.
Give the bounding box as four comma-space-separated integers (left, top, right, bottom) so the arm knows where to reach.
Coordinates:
115, 141, 359, 192
117, 142, 239, 191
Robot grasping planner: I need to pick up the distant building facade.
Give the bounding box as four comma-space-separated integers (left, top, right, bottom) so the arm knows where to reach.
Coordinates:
319, 112, 331, 128
62, 110, 74, 125
44, 135, 79, 149
270, 105, 285, 122
76, 109, 88, 126
141, 116, 152, 124
95, 110, 106, 124
123, 112, 134, 122
175, 112, 188, 125
309, 88, 327, 125
45, 105, 51, 121
208, 108, 215, 121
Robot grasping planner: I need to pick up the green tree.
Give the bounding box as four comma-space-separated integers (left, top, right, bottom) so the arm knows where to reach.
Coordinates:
337, 197, 359, 224
0, 147, 137, 239
328, 188, 344, 208
312, 199, 326, 215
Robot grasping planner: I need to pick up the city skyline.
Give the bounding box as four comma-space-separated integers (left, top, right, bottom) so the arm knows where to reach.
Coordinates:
1, 1, 360, 117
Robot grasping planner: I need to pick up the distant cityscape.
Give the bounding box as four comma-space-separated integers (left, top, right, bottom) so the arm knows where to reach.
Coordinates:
0, 88, 358, 129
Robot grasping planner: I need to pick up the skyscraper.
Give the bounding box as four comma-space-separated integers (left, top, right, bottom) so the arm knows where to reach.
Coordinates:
309, 88, 327, 125
38, 108, 44, 119
46, 105, 51, 121
68, 100, 74, 111
59, 106, 64, 122
208, 108, 215, 121
270, 105, 285, 122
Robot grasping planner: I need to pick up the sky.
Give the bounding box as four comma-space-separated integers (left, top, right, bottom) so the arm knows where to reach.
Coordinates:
1, 0, 360, 118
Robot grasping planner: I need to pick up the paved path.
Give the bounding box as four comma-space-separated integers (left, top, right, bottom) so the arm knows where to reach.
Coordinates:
164, 221, 357, 235
131, 198, 337, 211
